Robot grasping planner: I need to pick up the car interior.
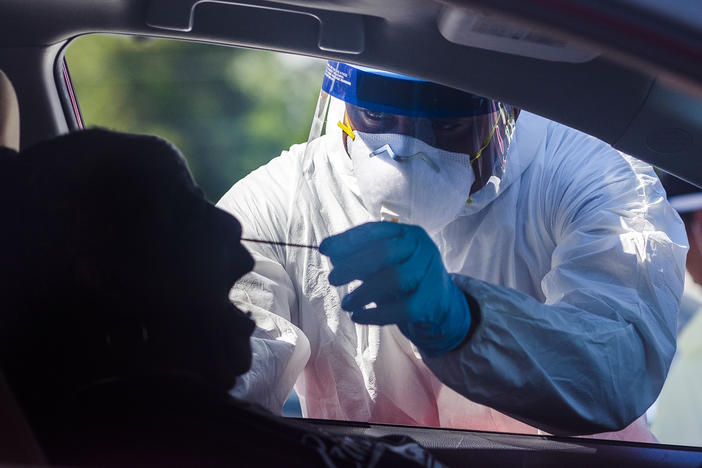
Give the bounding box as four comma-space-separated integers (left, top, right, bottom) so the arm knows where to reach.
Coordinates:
2, 0, 702, 466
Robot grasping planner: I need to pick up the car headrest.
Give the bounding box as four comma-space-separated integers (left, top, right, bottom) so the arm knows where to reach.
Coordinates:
0, 69, 19, 151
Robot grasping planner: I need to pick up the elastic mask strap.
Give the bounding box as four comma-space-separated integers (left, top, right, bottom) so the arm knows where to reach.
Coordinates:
466, 104, 515, 205
470, 114, 501, 163
467, 122, 498, 205
470, 102, 516, 164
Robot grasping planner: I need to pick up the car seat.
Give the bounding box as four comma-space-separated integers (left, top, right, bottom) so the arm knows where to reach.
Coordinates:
0, 69, 19, 151
0, 67, 46, 465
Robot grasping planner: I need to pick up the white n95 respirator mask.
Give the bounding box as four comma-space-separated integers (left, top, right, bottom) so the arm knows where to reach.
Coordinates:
349, 132, 475, 234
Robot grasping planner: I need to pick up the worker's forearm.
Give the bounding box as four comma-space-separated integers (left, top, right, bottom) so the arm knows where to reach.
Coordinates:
421, 274, 674, 435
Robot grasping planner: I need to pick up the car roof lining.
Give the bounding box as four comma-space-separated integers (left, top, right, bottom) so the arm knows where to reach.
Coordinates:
2, 0, 702, 186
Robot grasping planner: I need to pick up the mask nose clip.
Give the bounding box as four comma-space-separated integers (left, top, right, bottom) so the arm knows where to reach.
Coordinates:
370, 144, 440, 173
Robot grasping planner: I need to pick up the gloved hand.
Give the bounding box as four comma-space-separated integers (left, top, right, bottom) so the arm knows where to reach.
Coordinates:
319, 222, 472, 357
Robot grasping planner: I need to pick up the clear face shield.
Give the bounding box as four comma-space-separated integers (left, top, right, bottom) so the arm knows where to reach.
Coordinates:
300, 61, 516, 234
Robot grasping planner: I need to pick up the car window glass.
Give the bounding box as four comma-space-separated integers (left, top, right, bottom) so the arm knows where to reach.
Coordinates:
64, 34, 695, 447
66, 34, 324, 417
66, 34, 324, 203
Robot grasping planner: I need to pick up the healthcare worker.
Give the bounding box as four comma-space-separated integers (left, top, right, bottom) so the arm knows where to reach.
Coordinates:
217, 61, 687, 438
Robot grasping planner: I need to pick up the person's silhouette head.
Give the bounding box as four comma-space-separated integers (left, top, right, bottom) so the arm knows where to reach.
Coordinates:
2, 129, 255, 417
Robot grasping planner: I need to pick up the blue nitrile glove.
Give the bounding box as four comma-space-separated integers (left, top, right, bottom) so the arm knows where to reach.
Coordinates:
319, 222, 472, 357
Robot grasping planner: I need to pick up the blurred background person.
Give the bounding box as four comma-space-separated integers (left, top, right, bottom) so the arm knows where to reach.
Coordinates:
651, 174, 702, 445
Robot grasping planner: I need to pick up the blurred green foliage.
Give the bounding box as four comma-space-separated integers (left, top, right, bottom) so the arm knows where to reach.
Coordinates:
66, 34, 325, 202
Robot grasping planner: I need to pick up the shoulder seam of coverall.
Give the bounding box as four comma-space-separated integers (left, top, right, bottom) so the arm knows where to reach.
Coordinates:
618, 153, 652, 220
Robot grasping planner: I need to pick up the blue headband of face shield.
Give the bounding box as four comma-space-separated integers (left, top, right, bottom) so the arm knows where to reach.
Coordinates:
321, 61, 493, 119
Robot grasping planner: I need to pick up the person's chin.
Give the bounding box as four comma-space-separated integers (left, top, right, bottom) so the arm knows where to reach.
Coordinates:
228, 301, 255, 333
231, 243, 255, 282
226, 303, 255, 376
232, 340, 253, 377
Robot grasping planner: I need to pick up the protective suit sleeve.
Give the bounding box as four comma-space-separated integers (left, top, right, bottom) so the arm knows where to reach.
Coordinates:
217, 147, 311, 414
421, 130, 687, 435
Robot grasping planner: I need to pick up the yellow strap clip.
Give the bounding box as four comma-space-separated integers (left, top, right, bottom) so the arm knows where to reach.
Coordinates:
337, 114, 356, 141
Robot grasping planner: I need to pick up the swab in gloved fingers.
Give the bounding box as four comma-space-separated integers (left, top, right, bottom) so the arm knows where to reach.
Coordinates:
240, 237, 319, 250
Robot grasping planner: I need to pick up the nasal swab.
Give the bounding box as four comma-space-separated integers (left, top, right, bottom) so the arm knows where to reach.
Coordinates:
240, 237, 319, 250
241, 209, 399, 250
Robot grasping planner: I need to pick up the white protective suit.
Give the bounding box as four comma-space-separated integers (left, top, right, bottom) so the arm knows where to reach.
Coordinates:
217, 110, 687, 439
